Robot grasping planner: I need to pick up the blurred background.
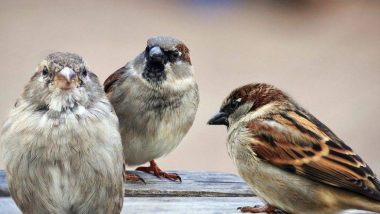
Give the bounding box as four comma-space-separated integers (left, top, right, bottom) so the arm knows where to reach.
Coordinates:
0, 0, 379, 174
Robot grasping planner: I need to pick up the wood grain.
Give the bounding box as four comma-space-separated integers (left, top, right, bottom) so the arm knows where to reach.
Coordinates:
124, 170, 255, 197
0, 170, 254, 197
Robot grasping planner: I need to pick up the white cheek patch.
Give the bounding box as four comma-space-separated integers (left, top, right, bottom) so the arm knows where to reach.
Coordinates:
242, 103, 276, 123
229, 103, 277, 132
230, 103, 254, 123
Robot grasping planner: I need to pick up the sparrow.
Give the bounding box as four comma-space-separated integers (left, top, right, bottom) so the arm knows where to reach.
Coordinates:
104, 36, 199, 182
0, 52, 124, 214
208, 83, 380, 214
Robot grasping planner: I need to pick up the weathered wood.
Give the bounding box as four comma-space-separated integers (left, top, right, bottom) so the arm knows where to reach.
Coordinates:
124, 170, 255, 197
122, 197, 374, 214
0, 197, 263, 214
0, 170, 376, 213
0, 170, 254, 197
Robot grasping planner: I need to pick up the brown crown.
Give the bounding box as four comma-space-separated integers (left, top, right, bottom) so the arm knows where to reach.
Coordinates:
224, 83, 289, 111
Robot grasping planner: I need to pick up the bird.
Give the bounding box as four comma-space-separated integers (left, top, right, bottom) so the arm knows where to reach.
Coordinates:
0, 52, 124, 214
104, 36, 199, 182
208, 83, 380, 214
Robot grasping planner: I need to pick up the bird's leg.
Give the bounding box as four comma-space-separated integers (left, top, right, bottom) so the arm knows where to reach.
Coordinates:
123, 163, 145, 184
237, 205, 285, 213
136, 160, 181, 182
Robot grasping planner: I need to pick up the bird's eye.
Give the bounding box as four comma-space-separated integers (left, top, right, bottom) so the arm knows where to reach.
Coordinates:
231, 99, 241, 109
167, 51, 180, 62
171, 51, 180, 58
42, 67, 49, 76
82, 68, 88, 77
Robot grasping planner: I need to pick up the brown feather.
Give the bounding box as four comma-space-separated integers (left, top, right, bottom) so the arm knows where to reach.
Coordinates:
247, 110, 380, 201
175, 43, 191, 65
104, 67, 127, 95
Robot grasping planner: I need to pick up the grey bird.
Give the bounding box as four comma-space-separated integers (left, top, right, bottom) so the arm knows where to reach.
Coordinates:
104, 36, 199, 182
208, 83, 380, 214
0, 52, 124, 214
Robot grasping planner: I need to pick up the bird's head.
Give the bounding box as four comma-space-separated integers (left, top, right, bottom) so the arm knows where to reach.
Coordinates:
132, 36, 193, 86
23, 52, 103, 111
208, 83, 290, 127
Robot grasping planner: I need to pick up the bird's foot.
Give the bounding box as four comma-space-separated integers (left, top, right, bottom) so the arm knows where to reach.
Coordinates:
136, 160, 181, 182
237, 205, 284, 213
123, 171, 146, 184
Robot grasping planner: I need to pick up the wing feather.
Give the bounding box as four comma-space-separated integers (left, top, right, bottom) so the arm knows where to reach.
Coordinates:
247, 110, 380, 201
104, 67, 127, 95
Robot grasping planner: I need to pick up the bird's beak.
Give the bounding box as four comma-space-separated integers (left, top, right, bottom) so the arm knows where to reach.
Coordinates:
149, 46, 164, 62
207, 112, 229, 126
55, 67, 78, 90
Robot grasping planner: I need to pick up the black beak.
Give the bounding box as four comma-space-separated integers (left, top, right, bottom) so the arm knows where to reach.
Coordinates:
207, 112, 229, 126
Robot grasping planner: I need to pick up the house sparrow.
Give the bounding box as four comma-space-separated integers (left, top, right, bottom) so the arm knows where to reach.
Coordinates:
208, 83, 380, 214
0, 52, 124, 214
104, 36, 199, 182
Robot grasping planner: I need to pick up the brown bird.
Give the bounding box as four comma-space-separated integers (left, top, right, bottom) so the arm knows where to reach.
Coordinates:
104, 36, 199, 182
208, 83, 380, 214
0, 52, 124, 214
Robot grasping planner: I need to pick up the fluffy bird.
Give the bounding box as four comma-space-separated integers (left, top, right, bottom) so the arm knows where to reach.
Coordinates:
104, 36, 199, 182
208, 83, 380, 214
1, 52, 124, 214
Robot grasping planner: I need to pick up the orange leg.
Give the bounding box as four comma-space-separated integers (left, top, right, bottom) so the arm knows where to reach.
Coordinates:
136, 160, 181, 182
238, 205, 284, 213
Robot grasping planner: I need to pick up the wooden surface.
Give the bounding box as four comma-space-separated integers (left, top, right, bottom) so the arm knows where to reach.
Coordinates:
0, 170, 375, 213
125, 170, 254, 197
0, 170, 254, 198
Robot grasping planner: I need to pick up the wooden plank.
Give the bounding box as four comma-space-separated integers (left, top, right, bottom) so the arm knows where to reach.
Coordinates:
124, 170, 255, 197
122, 197, 376, 214
0, 198, 375, 214
0, 170, 375, 214
122, 197, 264, 214
0, 170, 255, 197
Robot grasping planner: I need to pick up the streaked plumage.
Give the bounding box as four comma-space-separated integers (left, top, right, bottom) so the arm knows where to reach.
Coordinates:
1, 52, 124, 214
208, 83, 380, 214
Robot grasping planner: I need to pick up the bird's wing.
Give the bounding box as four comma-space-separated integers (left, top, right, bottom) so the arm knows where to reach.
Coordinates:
246, 109, 380, 201
104, 66, 127, 95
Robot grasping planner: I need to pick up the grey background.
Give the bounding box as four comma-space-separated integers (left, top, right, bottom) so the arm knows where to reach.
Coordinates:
0, 0, 379, 174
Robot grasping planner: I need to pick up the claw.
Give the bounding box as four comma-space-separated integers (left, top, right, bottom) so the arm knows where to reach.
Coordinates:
136, 175, 146, 184
175, 174, 182, 183
123, 171, 146, 184
161, 172, 182, 183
